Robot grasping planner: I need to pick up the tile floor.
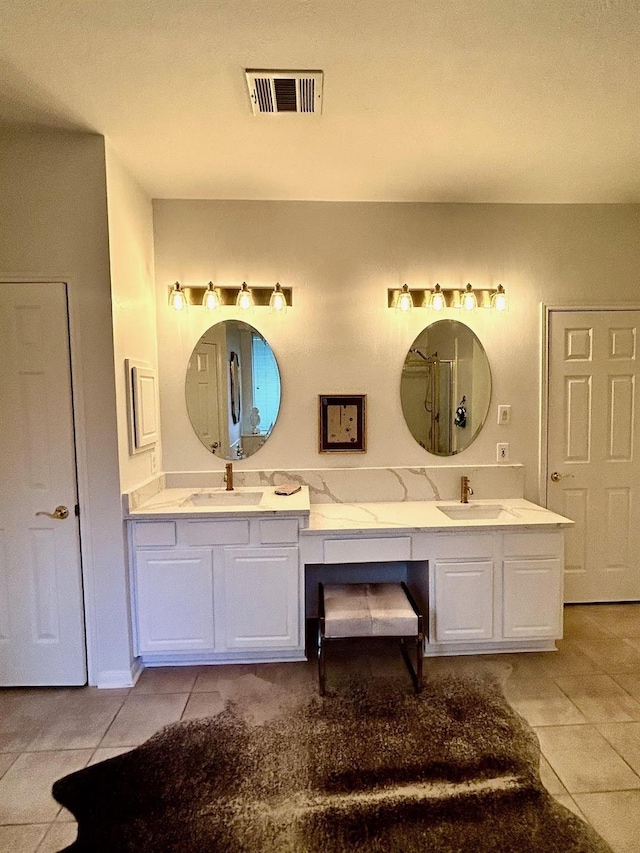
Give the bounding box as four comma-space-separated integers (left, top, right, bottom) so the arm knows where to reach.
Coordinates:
2, 603, 640, 852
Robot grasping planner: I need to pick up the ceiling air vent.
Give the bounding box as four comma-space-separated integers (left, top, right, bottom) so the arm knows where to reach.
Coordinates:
245, 70, 323, 115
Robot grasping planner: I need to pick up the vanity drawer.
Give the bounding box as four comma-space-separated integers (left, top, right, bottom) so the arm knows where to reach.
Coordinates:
181, 519, 250, 546
430, 534, 495, 559
259, 519, 299, 544
503, 532, 563, 558
323, 536, 411, 564
133, 522, 176, 548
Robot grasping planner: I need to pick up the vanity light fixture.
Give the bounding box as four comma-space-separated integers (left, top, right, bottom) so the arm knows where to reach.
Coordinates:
236, 282, 254, 311
169, 282, 188, 311
388, 284, 508, 313
461, 283, 478, 312
269, 282, 287, 313
396, 284, 414, 313
202, 282, 221, 311
168, 282, 293, 309
428, 283, 446, 312
491, 284, 508, 312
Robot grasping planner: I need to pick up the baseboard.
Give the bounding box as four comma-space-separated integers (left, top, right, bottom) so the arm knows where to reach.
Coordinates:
423, 639, 558, 657
138, 651, 306, 667
96, 658, 144, 689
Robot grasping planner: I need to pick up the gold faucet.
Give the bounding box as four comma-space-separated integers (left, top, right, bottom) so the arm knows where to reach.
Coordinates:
224, 462, 234, 491
460, 476, 473, 504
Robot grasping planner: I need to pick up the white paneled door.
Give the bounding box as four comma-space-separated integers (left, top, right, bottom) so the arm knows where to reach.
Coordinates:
185, 336, 222, 454
0, 283, 86, 685
548, 310, 640, 602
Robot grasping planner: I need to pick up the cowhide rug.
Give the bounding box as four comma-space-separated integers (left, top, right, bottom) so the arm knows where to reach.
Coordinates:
53, 675, 612, 852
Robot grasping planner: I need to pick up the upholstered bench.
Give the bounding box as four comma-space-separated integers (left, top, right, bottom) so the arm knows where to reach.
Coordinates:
318, 582, 424, 695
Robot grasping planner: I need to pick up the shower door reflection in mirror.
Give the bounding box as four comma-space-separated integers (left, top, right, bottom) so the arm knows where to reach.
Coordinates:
186, 320, 281, 460
400, 320, 491, 456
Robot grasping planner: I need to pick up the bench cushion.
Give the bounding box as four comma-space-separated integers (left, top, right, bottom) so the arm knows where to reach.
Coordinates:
323, 583, 418, 638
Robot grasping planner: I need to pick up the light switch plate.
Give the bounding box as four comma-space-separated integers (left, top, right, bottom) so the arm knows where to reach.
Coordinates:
497, 405, 511, 425
497, 443, 510, 462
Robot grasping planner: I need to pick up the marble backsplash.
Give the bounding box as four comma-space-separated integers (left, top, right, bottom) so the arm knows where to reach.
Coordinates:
126, 464, 524, 510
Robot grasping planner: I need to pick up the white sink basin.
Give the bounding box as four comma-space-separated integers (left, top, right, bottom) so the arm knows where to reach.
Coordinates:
182, 489, 264, 507
437, 503, 514, 520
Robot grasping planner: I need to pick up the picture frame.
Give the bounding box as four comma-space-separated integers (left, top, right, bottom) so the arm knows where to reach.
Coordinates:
319, 394, 366, 453
125, 358, 158, 454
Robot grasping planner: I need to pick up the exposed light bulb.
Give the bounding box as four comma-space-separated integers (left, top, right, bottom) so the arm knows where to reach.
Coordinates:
429, 283, 446, 311
236, 282, 253, 311
202, 282, 221, 311
396, 284, 413, 313
169, 282, 188, 311
462, 283, 477, 311
269, 282, 287, 313
491, 284, 508, 312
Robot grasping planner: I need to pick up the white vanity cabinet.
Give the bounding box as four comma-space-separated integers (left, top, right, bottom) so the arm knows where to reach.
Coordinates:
218, 547, 300, 651
433, 559, 495, 642
127, 494, 569, 667
430, 534, 497, 645
501, 532, 563, 640
129, 516, 305, 665
135, 549, 214, 654
428, 530, 564, 654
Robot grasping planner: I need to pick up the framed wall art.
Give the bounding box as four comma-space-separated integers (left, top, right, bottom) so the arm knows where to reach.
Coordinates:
318, 394, 366, 453
124, 358, 158, 455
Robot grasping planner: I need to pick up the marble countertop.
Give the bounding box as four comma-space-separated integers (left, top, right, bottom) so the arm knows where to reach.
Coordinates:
127, 489, 572, 533
303, 498, 573, 535
126, 485, 311, 519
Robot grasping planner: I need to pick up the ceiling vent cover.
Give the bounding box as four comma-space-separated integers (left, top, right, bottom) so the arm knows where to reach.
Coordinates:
245, 70, 323, 115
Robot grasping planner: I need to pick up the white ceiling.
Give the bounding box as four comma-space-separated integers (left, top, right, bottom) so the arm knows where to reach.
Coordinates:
1, 0, 638, 202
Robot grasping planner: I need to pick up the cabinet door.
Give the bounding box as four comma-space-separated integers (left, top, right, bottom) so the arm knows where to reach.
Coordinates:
135, 549, 214, 653
503, 559, 563, 639
221, 547, 300, 651
434, 560, 494, 642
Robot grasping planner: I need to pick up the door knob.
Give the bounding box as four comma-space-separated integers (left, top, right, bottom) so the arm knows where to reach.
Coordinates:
550, 472, 574, 482
36, 505, 69, 520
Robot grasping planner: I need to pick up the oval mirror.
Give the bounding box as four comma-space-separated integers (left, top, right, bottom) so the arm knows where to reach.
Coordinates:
400, 320, 492, 456
186, 320, 281, 460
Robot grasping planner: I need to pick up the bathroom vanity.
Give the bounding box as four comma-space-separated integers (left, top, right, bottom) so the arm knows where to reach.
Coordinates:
125, 485, 572, 667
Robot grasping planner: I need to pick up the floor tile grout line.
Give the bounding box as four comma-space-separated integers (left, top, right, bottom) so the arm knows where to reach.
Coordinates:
548, 672, 640, 722
592, 723, 640, 785
541, 677, 592, 722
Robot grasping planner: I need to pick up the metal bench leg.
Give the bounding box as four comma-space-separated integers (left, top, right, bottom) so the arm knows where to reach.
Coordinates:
318, 622, 326, 696
400, 638, 420, 693
318, 583, 326, 696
